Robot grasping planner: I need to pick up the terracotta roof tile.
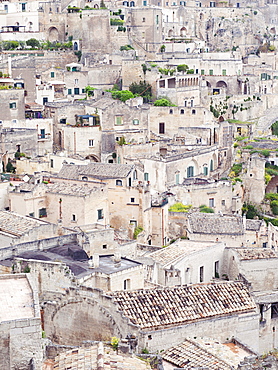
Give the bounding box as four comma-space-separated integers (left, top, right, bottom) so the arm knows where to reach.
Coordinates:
111, 282, 256, 330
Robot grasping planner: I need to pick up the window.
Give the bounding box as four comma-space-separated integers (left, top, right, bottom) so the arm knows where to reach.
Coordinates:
88, 139, 94, 147
191, 100, 194, 107
192, 109, 196, 114
175, 173, 180, 184
43, 97, 48, 105
115, 116, 123, 125
72, 214, 76, 222
131, 197, 135, 202
180, 109, 184, 114
39, 208, 47, 218
210, 1, 215, 6
9, 102, 16, 109
103, 244, 107, 249
209, 198, 215, 208
201, 69, 204, 75
222, 69, 226, 76
143, 0, 147, 5
74, 87, 80, 95
74, 79, 78, 85
133, 119, 139, 125
40, 129, 45, 139
144, 173, 149, 181
133, 170, 137, 180
130, 220, 137, 227
271, 303, 278, 319
68, 88, 72, 95
50, 71, 55, 78
187, 166, 194, 178
209, 69, 213, 75
156, 15, 159, 24
210, 159, 214, 171
4, 4, 8, 12
222, 199, 225, 206
82, 88, 85, 93
159, 122, 165, 134
184, 101, 187, 107
124, 279, 131, 290
50, 159, 54, 168
142, 17, 146, 22
97, 209, 104, 220
21, 3, 26, 11
214, 261, 219, 278
128, 177, 131, 187
169, 109, 173, 114
203, 166, 208, 176
29, 212, 34, 217
116, 179, 123, 186
199, 266, 204, 282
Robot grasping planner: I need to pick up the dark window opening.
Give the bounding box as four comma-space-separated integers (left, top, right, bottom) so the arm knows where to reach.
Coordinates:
271, 303, 278, 319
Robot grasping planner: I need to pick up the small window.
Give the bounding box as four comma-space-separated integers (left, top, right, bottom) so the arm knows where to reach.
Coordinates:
130, 220, 137, 227
50, 71, 55, 78
40, 129, 45, 139
144, 173, 149, 181
222, 199, 225, 206
115, 116, 123, 125
103, 244, 107, 249
88, 139, 94, 147
175, 173, 180, 184
131, 197, 135, 203
187, 166, 194, 178
201, 69, 205, 75
203, 166, 208, 176
180, 109, 184, 114
74, 87, 80, 95
199, 266, 204, 282
222, 69, 226, 76
142, 17, 145, 22
133, 170, 137, 180
209, 198, 214, 208
133, 119, 139, 125
29, 212, 34, 217
169, 109, 173, 114
184, 101, 187, 107
68, 88, 72, 95
123, 279, 131, 290
39, 208, 47, 218
50, 159, 54, 168
214, 261, 219, 278
9, 102, 16, 109
22, 3, 26, 11
97, 209, 104, 220
74, 79, 78, 84
72, 214, 76, 221
143, 0, 147, 5
209, 69, 213, 75
192, 109, 196, 114
82, 88, 85, 93
159, 122, 165, 134
116, 179, 123, 186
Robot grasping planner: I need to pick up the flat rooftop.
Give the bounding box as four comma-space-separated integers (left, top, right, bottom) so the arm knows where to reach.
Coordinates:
0, 274, 35, 322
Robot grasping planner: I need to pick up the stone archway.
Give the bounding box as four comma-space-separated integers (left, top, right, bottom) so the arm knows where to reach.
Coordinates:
43, 296, 122, 346
216, 80, 227, 88
48, 26, 59, 41
180, 27, 187, 37
85, 154, 100, 162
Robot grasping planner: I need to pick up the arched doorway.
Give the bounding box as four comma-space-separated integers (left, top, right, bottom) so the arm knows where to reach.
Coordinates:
73, 42, 78, 50
180, 27, 187, 37
48, 26, 59, 41
216, 80, 227, 88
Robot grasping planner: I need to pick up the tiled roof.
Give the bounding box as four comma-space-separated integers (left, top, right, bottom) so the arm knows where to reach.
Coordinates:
58, 163, 133, 180
46, 182, 95, 196
53, 342, 151, 370
111, 282, 256, 330
162, 339, 231, 370
162, 337, 252, 369
0, 210, 47, 237
234, 248, 277, 260
149, 240, 216, 267
246, 219, 263, 231
188, 213, 244, 235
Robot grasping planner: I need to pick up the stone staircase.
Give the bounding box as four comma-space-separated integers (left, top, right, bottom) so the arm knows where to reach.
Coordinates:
253, 105, 278, 137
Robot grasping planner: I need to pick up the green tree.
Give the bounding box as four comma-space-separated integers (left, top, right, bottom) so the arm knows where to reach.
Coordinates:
6, 161, 15, 173
154, 98, 175, 106
177, 64, 189, 72
85, 85, 96, 98
26, 38, 40, 48
129, 80, 152, 102
111, 90, 134, 102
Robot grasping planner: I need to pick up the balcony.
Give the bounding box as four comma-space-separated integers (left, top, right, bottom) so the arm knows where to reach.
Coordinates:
38, 133, 51, 140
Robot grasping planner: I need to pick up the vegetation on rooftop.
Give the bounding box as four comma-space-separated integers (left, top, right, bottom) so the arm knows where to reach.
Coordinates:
154, 97, 176, 106
169, 203, 191, 212
199, 205, 214, 213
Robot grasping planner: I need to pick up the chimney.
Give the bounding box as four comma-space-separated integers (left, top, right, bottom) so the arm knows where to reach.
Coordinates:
93, 254, 99, 268
113, 252, 121, 267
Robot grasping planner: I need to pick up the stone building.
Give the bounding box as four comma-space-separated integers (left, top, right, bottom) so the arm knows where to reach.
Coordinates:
0, 273, 43, 370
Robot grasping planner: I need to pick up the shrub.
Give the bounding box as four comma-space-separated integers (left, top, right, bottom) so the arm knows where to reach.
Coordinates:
231, 163, 243, 176
154, 98, 175, 106
242, 202, 261, 219
129, 80, 152, 102
111, 337, 119, 350
177, 64, 189, 72
26, 38, 40, 48
120, 44, 134, 51
111, 90, 134, 102
169, 203, 191, 212
133, 226, 143, 239
271, 200, 278, 215
199, 205, 214, 213
110, 18, 124, 26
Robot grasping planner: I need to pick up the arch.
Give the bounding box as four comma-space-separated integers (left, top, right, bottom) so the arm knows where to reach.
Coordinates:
116, 179, 123, 186
133, 169, 137, 180
186, 159, 198, 178
206, 81, 211, 87
48, 26, 59, 41
168, 29, 174, 37
180, 27, 187, 37
73, 41, 78, 50
130, 1, 135, 5
216, 80, 227, 88
85, 154, 100, 162
45, 297, 121, 345
93, 3, 99, 7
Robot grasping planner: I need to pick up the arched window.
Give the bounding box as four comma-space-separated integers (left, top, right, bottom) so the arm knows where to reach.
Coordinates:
116, 179, 123, 186
187, 166, 194, 178
133, 170, 137, 180
210, 159, 214, 171
180, 109, 184, 114
169, 109, 173, 114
